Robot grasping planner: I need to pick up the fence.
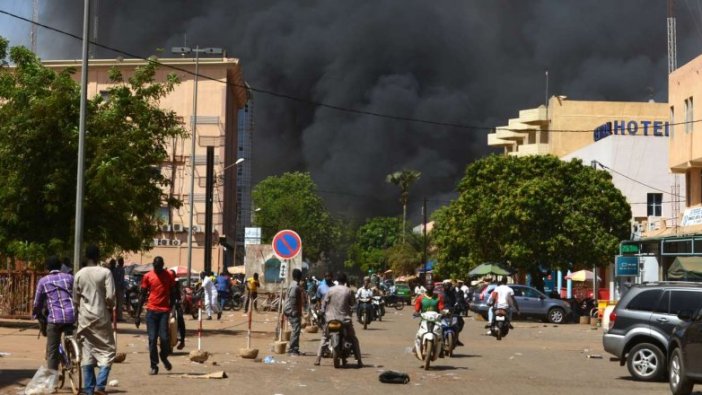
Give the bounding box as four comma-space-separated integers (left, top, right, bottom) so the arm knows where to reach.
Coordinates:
0, 270, 45, 319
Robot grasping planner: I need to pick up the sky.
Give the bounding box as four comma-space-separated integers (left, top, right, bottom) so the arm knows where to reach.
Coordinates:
2, 0, 702, 225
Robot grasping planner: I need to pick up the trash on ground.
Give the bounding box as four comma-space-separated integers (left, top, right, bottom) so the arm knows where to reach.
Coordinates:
23, 366, 58, 395
587, 354, 603, 359
263, 355, 276, 364
108, 379, 119, 387
168, 371, 228, 379
379, 370, 410, 384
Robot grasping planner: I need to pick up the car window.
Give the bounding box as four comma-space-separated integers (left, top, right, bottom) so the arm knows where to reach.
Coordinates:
653, 291, 670, 314
626, 289, 663, 312
670, 290, 702, 315
510, 287, 523, 297
523, 288, 542, 298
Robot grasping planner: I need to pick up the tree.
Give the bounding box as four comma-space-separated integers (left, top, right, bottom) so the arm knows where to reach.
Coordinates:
252, 172, 340, 262
0, 37, 186, 264
432, 154, 631, 284
345, 217, 401, 273
386, 169, 421, 243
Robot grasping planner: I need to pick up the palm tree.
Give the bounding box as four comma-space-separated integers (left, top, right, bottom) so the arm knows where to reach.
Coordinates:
386, 169, 421, 243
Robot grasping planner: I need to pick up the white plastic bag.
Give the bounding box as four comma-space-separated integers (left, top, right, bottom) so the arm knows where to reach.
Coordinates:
23, 366, 58, 395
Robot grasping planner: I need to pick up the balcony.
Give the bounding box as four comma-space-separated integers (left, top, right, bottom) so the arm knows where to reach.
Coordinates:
515, 143, 550, 156
488, 133, 514, 148
518, 106, 548, 125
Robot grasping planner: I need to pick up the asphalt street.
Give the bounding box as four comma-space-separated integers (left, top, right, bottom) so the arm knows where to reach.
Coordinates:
0, 306, 681, 394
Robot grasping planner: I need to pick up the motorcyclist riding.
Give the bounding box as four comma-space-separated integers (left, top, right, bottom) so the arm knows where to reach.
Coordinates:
413, 283, 444, 315
314, 273, 363, 367
356, 277, 375, 322
441, 280, 465, 346
486, 277, 520, 334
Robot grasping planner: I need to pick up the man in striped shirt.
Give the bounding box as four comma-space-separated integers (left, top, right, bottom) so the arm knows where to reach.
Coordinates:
33, 256, 76, 371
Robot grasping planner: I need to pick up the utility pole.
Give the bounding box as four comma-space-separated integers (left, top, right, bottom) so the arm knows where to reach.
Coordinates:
668, 0, 678, 74
31, 0, 38, 53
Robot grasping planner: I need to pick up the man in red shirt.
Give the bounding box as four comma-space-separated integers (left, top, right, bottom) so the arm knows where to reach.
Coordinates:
135, 256, 176, 375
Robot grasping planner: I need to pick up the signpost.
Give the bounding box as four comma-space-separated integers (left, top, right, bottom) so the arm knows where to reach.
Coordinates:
615, 255, 640, 277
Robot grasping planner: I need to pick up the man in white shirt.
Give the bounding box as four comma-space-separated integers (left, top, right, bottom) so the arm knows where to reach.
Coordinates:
356, 277, 375, 322
487, 277, 519, 333
414, 284, 426, 296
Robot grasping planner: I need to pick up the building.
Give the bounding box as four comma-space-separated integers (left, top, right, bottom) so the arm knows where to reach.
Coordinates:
236, 87, 255, 261
44, 58, 249, 273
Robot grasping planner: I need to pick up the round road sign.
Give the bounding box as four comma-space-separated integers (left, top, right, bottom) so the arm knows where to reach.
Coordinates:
272, 230, 302, 260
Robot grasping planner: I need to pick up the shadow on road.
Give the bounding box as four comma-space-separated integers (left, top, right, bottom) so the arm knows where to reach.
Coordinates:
0, 368, 35, 389
450, 354, 482, 358
428, 365, 469, 371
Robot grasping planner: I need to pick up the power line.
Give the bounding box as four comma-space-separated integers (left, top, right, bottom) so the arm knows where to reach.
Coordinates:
594, 160, 684, 198
1, 8, 699, 134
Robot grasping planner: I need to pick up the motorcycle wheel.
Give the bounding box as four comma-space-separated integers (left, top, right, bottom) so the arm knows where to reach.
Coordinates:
496, 325, 502, 341
231, 297, 243, 311
191, 305, 199, 320
333, 350, 341, 369
222, 298, 233, 311
362, 312, 368, 330
446, 333, 454, 357
378, 309, 382, 322
423, 341, 433, 370
395, 301, 404, 311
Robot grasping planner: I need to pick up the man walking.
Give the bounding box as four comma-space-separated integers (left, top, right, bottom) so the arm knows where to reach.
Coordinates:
245, 272, 260, 313
215, 270, 231, 312
200, 271, 221, 320
33, 256, 75, 372
136, 256, 176, 375
284, 269, 304, 356
74, 245, 116, 395
314, 273, 363, 367
113, 257, 126, 321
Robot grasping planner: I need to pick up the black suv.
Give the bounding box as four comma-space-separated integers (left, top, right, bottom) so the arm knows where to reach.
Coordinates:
668, 309, 702, 394
603, 282, 702, 381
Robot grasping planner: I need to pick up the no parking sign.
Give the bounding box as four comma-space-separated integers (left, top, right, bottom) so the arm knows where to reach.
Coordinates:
271, 229, 302, 280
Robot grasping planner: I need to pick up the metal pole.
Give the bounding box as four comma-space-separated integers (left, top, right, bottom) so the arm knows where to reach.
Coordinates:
422, 197, 427, 268
186, 46, 200, 288
204, 146, 214, 274
72, 0, 91, 273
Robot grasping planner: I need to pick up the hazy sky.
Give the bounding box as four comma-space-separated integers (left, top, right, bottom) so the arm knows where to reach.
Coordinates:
2, 1, 702, 224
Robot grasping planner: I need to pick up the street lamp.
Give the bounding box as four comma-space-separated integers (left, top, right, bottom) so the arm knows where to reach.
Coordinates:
171, 45, 223, 287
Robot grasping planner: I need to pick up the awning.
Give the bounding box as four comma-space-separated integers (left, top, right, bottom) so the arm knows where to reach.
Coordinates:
227, 265, 246, 275
668, 256, 702, 281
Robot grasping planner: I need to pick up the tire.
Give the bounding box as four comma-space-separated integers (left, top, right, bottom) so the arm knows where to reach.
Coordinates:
669, 347, 695, 395
395, 301, 405, 311
446, 333, 454, 357
496, 326, 502, 341
362, 311, 368, 330
222, 298, 233, 311
423, 340, 433, 370
65, 337, 82, 395
547, 307, 566, 324
191, 308, 199, 320
627, 342, 666, 381
231, 297, 243, 311
378, 310, 382, 322
333, 350, 341, 369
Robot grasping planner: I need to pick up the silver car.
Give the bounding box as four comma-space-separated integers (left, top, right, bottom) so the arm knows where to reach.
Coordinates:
470, 284, 572, 324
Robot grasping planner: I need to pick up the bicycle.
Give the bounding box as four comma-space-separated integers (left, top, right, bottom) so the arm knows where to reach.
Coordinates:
58, 333, 82, 394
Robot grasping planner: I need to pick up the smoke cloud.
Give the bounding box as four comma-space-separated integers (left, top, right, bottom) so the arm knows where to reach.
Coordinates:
19, 1, 702, 222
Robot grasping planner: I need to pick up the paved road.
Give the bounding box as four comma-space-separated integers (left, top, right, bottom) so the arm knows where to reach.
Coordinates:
0, 307, 682, 394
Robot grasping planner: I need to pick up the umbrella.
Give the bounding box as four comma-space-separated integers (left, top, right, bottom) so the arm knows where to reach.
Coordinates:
565, 270, 601, 282
227, 265, 246, 275
468, 262, 513, 277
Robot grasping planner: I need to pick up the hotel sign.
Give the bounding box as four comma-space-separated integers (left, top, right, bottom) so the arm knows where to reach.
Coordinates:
593, 120, 670, 142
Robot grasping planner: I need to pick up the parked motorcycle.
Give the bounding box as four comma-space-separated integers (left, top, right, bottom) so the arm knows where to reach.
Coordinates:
441, 309, 459, 357
358, 297, 373, 329
414, 311, 444, 370
384, 293, 405, 311
372, 296, 385, 321
325, 319, 357, 368
127, 284, 140, 317
490, 307, 510, 341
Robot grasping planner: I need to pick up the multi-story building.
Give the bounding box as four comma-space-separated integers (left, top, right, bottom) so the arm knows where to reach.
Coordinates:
44, 58, 249, 273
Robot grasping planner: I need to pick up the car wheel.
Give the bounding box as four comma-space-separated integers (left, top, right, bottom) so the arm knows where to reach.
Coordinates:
669, 347, 694, 395
627, 342, 665, 381
547, 307, 566, 324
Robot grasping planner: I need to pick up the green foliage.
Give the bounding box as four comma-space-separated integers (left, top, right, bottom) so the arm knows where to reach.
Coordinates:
0, 38, 186, 262
252, 172, 340, 262
433, 154, 631, 279
345, 217, 400, 273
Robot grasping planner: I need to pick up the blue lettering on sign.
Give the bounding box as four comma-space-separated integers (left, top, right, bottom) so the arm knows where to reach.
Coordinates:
593, 120, 670, 142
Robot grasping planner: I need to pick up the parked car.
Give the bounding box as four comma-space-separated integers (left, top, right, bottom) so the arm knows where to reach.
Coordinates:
603, 282, 702, 382
668, 308, 702, 395
470, 284, 572, 324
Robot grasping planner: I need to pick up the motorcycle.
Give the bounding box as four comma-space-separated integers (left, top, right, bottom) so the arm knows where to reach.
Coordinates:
357, 297, 373, 329
384, 293, 405, 310
490, 307, 510, 341
127, 284, 140, 317
372, 296, 385, 321
414, 311, 444, 370
186, 287, 204, 319
440, 309, 459, 357
325, 319, 357, 368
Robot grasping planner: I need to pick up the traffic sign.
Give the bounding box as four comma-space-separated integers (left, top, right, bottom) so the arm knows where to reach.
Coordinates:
279, 261, 288, 279
272, 230, 302, 260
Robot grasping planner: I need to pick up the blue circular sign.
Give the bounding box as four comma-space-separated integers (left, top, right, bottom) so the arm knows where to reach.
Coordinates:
272, 230, 302, 260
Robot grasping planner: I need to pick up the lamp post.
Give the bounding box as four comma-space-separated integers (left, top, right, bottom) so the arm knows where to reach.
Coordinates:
171, 46, 223, 287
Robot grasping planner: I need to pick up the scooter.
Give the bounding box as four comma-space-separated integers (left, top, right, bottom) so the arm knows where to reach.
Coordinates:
440, 309, 459, 357
490, 307, 510, 341
325, 319, 357, 368
414, 311, 444, 370
358, 297, 373, 330
372, 296, 385, 321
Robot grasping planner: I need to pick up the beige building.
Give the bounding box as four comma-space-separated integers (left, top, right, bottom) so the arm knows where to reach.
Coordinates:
44, 58, 248, 273
488, 97, 669, 158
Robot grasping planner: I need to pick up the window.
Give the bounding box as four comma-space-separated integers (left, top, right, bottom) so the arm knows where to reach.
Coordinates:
522, 288, 543, 299
669, 291, 702, 315
654, 291, 670, 313
685, 97, 694, 133
627, 290, 663, 311
647, 193, 662, 216
670, 106, 675, 138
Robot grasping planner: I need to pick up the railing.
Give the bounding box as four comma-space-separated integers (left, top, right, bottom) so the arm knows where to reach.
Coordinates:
0, 270, 45, 319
